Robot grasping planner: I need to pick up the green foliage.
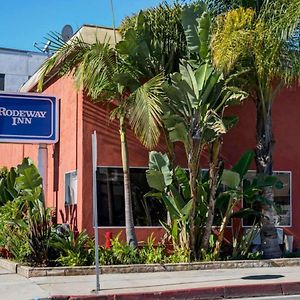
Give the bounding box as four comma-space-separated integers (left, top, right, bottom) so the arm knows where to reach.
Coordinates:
201, 235, 217, 261
139, 234, 165, 264
163, 59, 247, 150
0, 198, 30, 262
119, 1, 187, 75
50, 227, 94, 266
214, 150, 283, 258
181, 2, 211, 59
0, 158, 52, 266
27, 199, 52, 266
0, 167, 18, 206
109, 234, 141, 264
212, 1, 300, 97
146, 152, 193, 251
231, 225, 261, 259
99, 233, 190, 265
166, 248, 190, 263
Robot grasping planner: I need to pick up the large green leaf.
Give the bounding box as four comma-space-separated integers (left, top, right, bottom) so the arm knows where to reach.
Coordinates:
116, 28, 139, 56
146, 170, 167, 192
222, 115, 239, 131
175, 167, 191, 200
221, 169, 241, 189
252, 175, 282, 189
169, 122, 189, 145
216, 193, 231, 214
230, 208, 261, 219
16, 162, 42, 192
161, 194, 181, 220
169, 185, 186, 210
198, 11, 211, 59
181, 2, 207, 54
195, 63, 210, 91
232, 150, 255, 179
147, 151, 173, 191
180, 199, 193, 217
180, 60, 199, 97
181, 5, 200, 54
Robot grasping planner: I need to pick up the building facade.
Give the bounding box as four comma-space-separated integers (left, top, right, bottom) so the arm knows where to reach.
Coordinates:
0, 25, 298, 249
0, 47, 47, 92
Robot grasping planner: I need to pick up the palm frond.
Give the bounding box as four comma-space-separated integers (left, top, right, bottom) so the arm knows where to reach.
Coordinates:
37, 34, 91, 92
260, 0, 300, 41
126, 73, 165, 149
72, 41, 118, 101
211, 7, 255, 73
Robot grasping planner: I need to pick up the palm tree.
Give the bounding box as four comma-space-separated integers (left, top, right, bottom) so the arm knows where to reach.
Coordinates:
211, 0, 300, 258
38, 36, 164, 248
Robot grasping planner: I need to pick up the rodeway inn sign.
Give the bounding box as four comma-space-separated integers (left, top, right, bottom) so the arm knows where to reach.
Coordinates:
0, 93, 58, 144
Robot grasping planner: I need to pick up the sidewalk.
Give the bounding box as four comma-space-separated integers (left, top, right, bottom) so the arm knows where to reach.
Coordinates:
1, 265, 300, 299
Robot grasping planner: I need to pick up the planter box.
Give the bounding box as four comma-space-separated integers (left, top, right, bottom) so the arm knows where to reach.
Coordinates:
0, 258, 19, 273
1, 257, 300, 278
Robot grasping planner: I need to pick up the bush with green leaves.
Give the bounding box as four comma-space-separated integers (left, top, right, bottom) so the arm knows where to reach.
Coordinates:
0, 158, 52, 266
50, 226, 94, 266
139, 234, 165, 264
99, 233, 192, 265
0, 197, 30, 262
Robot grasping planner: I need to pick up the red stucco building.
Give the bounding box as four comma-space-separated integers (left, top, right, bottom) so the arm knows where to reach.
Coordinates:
0, 25, 298, 248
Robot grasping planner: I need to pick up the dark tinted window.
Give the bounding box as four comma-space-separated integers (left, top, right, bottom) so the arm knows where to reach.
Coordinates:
97, 167, 167, 226
0, 74, 5, 91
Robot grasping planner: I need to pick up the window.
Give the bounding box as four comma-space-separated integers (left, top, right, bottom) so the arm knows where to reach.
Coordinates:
0, 74, 5, 91
97, 167, 167, 227
64, 171, 78, 205
243, 171, 291, 227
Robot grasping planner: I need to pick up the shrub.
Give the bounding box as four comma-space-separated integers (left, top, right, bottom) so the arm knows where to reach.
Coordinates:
50, 225, 94, 266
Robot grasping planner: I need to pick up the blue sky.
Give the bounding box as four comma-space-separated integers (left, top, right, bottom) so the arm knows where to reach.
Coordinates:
0, 0, 174, 52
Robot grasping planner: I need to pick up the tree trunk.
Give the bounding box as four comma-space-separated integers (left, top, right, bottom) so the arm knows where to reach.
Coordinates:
119, 116, 138, 248
255, 100, 281, 258
188, 139, 201, 259
201, 139, 221, 252
213, 213, 229, 258
188, 154, 198, 259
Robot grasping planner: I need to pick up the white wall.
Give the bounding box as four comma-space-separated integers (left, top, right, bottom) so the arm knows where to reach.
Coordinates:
0, 48, 47, 92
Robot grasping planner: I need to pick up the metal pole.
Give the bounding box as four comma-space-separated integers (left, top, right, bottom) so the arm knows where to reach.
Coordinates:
38, 143, 48, 200
92, 131, 100, 292
109, 0, 118, 45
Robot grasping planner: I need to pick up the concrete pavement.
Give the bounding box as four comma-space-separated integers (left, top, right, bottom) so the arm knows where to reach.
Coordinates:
1, 265, 300, 299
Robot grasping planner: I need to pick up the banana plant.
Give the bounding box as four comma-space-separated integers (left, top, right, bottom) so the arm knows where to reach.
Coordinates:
162, 59, 247, 258
213, 150, 283, 258
146, 151, 196, 252
0, 158, 51, 266
160, 1, 248, 258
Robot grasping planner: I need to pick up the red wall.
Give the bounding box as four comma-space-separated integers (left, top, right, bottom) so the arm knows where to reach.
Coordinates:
222, 86, 300, 246
1, 75, 299, 248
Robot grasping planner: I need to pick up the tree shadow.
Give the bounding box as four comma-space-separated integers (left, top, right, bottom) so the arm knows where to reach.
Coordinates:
241, 275, 285, 280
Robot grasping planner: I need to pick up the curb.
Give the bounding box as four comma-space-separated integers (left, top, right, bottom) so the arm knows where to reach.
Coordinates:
1, 257, 300, 278
51, 281, 300, 300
